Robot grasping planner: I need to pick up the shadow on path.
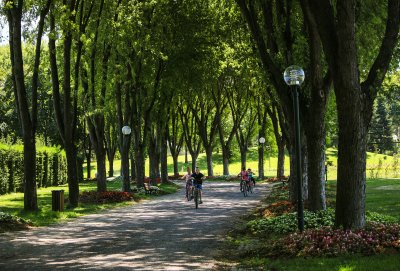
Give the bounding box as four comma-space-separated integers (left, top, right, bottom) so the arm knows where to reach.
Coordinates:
0, 181, 271, 270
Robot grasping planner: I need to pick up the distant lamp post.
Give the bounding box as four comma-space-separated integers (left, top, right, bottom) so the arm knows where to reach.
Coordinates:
121, 126, 131, 191
284, 65, 305, 232
259, 137, 265, 178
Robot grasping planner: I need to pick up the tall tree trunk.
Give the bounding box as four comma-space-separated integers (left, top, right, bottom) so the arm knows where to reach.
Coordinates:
191, 154, 198, 172
172, 155, 179, 176
277, 140, 285, 179
240, 147, 247, 170
222, 147, 230, 175
205, 147, 213, 176
135, 147, 146, 187
130, 153, 135, 181
23, 134, 37, 211
108, 152, 115, 177
160, 130, 169, 183
87, 115, 107, 192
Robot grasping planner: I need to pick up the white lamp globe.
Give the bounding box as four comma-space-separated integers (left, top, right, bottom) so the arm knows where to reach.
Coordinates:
259, 137, 266, 144
283, 65, 305, 86
122, 126, 131, 135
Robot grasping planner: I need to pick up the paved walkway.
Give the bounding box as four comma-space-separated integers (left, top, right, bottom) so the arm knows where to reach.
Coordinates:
0, 181, 270, 270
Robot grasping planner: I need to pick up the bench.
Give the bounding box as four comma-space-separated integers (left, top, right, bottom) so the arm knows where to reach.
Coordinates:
144, 183, 159, 195
281, 177, 289, 186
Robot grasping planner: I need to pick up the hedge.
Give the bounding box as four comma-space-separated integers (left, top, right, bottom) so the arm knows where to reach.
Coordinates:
0, 143, 67, 195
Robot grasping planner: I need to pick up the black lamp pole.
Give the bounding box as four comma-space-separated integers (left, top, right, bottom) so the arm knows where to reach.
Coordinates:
284, 65, 305, 232
291, 85, 304, 232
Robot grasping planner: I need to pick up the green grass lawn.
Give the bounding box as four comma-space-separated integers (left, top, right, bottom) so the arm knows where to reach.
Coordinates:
241, 254, 400, 271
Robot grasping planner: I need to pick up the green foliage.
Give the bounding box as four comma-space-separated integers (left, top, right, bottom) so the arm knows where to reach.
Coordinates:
0, 211, 32, 233
248, 209, 335, 235
0, 143, 67, 195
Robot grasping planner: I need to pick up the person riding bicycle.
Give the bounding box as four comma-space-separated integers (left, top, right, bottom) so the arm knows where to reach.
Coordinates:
238, 167, 249, 192
191, 166, 205, 204
247, 168, 255, 186
181, 166, 192, 200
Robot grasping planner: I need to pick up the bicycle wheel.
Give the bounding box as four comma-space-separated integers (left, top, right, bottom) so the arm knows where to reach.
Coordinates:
249, 183, 253, 194
185, 185, 189, 200
242, 182, 248, 197
194, 188, 199, 209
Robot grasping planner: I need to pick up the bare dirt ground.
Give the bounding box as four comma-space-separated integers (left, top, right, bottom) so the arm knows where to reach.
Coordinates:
0, 181, 270, 270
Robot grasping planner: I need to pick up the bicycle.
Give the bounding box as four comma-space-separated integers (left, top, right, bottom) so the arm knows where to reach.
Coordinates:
240, 180, 248, 197
248, 180, 254, 194
185, 180, 193, 201
193, 184, 202, 209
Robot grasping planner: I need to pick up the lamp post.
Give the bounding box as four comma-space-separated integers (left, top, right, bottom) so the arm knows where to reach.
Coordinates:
259, 137, 265, 179
121, 125, 131, 192
284, 65, 305, 232
85, 149, 90, 180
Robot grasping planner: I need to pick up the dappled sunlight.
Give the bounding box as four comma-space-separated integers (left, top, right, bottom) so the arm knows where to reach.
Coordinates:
0, 182, 270, 270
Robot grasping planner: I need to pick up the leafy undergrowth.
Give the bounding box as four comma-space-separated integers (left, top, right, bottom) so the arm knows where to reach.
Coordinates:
0, 212, 32, 233
218, 184, 400, 270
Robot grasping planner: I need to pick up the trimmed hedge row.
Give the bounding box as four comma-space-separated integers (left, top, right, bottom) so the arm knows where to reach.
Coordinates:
0, 144, 67, 195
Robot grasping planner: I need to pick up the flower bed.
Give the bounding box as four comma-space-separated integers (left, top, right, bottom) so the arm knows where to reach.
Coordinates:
271, 222, 400, 257
79, 191, 135, 204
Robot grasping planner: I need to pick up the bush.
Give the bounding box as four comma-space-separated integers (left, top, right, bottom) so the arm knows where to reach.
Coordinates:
0, 211, 32, 232
0, 143, 67, 195
79, 191, 134, 204
248, 209, 335, 235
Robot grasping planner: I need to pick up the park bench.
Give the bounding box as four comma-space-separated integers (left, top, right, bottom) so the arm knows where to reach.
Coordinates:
281, 177, 289, 186
144, 183, 159, 195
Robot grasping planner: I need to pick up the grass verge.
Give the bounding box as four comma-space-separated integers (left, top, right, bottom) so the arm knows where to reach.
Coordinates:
215, 178, 400, 271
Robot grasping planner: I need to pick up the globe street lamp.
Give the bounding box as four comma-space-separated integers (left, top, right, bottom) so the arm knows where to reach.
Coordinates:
121, 126, 131, 192
284, 65, 305, 232
259, 137, 265, 179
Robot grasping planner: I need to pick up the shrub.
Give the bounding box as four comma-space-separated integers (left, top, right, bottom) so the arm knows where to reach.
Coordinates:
79, 191, 134, 204
0, 144, 67, 195
248, 209, 335, 235
0, 212, 32, 232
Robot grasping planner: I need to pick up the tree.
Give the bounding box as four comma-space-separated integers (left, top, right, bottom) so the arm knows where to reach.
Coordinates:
49, 0, 85, 207
369, 96, 394, 153
4, 0, 51, 211
306, 0, 400, 228
236, 0, 331, 211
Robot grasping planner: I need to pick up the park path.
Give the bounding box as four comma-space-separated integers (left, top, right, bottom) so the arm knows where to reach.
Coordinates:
0, 181, 270, 270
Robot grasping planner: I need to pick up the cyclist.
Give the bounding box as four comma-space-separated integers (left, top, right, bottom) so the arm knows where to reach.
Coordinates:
247, 168, 255, 186
191, 166, 205, 204
238, 167, 249, 192
181, 166, 193, 200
